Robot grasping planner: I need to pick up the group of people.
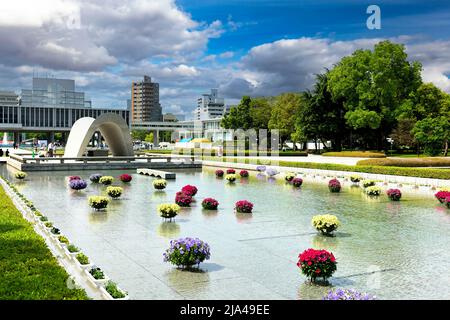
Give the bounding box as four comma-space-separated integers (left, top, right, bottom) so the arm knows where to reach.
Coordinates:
31, 142, 58, 158
0, 149, 10, 157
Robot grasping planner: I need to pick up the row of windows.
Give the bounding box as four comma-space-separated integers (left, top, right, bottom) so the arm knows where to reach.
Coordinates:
0, 106, 129, 127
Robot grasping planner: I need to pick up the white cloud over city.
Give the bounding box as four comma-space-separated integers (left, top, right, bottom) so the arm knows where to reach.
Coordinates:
0, 0, 449, 117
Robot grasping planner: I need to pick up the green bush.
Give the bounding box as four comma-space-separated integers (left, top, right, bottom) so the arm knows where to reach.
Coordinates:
145, 148, 308, 157
67, 244, 80, 253
89, 267, 105, 280
357, 157, 450, 167
105, 281, 126, 299
322, 151, 386, 158
76, 253, 90, 265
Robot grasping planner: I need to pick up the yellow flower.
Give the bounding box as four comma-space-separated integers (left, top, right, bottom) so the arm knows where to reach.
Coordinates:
157, 203, 180, 219
106, 186, 123, 198
311, 214, 340, 235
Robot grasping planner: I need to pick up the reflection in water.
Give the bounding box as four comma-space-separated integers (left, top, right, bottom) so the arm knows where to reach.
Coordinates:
385, 202, 402, 215
311, 234, 340, 250
256, 173, 266, 181
363, 194, 383, 203
157, 222, 180, 238
165, 267, 210, 293
235, 211, 253, 223
151, 190, 167, 201
239, 178, 249, 185
69, 190, 87, 198
178, 207, 192, 216
297, 281, 333, 300
202, 209, 218, 219
89, 211, 108, 223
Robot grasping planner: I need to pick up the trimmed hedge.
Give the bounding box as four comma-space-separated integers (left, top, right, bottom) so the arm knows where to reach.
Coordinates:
322, 151, 386, 158
143, 149, 308, 157
0, 184, 88, 300
202, 156, 450, 180
357, 157, 450, 167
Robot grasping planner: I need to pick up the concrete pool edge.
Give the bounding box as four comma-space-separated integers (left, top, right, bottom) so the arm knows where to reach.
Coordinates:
0, 177, 129, 300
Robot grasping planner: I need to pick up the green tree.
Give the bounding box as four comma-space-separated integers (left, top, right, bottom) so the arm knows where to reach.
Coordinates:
268, 93, 302, 147
144, 132, 154, 143
327, 40, 422, 150
407, 84, 450, 155
221, 96, 253, 130
412, 116, 450, 156
131, 129, 148, 141
293, 72, 347, 151
249, 97, 273, 129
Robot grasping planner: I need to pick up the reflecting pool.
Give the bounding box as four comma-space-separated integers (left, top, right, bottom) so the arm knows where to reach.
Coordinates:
1, 165, 450, 299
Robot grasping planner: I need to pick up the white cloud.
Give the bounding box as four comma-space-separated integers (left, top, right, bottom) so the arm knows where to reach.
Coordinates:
221, 36, 450, 98
0, 0, 223, 71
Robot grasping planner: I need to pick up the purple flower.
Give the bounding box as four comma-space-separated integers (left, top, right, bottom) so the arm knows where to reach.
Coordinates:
89, 173, 103, 183
69, 179, 87, 190
323, 289, 376, 300
266, 168, 278, 177
256, 165, 266, 172
163, 237, 211, 269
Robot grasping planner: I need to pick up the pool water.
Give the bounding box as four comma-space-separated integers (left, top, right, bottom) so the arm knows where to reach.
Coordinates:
1, 165, 450, 300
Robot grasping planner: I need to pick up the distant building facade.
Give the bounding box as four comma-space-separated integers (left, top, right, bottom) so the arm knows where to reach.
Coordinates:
195, 89, 225, 121
21, 77, 91, 109
131, 76, 162, 123
163, 113, 178, 122
0, 91, 19, 125
0, 77, 130, 144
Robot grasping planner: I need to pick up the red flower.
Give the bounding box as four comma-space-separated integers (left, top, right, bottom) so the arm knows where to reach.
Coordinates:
181, 185, 198, 197
119, 173, 132, 183
175, 191, 192, 207
297, 248, 337, 282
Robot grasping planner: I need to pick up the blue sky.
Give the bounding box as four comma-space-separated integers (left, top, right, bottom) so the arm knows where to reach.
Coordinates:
179, 0, 450, 51
0, 0, 449, 118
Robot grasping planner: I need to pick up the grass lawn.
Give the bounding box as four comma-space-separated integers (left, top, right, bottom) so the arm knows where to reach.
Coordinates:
357, 157, 450, 167
0, 185, 88, 300
322, 151, 386, 158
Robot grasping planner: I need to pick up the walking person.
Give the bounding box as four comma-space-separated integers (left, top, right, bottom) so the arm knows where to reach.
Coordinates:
47, 142, 53, 158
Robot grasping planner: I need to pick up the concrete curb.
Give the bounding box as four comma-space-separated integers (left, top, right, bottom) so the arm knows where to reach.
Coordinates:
0, 178, 129, 300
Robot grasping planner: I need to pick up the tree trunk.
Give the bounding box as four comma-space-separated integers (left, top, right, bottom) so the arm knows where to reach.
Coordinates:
444, 140, 449, 157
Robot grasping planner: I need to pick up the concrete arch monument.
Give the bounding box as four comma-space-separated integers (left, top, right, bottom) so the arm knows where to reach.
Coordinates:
64, 113, 134, 157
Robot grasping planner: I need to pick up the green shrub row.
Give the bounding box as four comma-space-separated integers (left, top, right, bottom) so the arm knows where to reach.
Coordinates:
322, 151, 386, 158
202, 156, 450, 180
144, 149, 308, 157
357, 157, 450, 167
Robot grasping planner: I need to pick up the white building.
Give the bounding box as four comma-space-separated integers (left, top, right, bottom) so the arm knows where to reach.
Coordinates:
194, 89, 225, 120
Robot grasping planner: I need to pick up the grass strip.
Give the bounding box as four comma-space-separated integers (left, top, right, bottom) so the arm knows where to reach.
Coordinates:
0, 184, 88, 300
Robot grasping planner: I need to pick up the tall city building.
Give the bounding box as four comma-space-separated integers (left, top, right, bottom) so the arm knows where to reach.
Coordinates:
195, 88, 225, 120
131, 76, 162, 123
21, 77, 91, 109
